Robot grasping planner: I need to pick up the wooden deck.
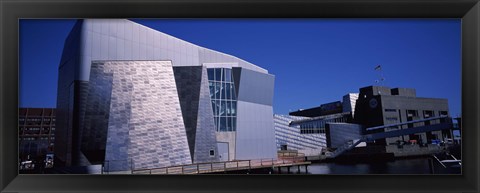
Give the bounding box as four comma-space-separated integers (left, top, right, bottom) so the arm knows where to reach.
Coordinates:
130, 156, 310, 174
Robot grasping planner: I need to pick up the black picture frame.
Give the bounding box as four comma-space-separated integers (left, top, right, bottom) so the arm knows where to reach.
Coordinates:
1, 0, 478, 192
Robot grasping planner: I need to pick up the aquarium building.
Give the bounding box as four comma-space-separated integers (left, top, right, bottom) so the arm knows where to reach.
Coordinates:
55, 19, 276, 171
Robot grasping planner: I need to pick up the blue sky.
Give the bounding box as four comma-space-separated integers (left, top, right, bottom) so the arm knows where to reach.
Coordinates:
19, 19, 461, 117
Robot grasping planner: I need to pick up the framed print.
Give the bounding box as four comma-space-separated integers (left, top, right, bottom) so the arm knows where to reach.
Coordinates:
1, 0, 479, 192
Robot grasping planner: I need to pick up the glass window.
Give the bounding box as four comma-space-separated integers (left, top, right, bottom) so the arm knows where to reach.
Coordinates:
209, 149, 215, 156
216, 100, 221, 116
225, 117, 230, 131
220, 82, 226, 99
220, 101, 226, 116
226, 101, 231, 116
208, 67, 237, 132
231, 84, 236, 100
231, 102, 236, 116
209, 82, 215, 98
220, 117, 227, 131
211, 100, 216, 115
215, 82, 221, 99
225, 68, 231, 82
215, 68, 222, 81
207, 68, 214, 80
226, 83, 231, 99
221, 68, 225, 81
214, 117, 219, 130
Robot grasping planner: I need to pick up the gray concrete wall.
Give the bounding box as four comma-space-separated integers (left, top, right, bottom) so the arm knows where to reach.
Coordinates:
216, 132, 236, 161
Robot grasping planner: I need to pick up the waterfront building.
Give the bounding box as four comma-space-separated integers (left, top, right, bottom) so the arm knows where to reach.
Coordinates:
273, 94, 357, 154
273, 114, 326, 155
278, 86, 454, 158
55, 19, 276, 171
342, 93, 359, 118
354, 86, 451, 145
19, 108, 56, 162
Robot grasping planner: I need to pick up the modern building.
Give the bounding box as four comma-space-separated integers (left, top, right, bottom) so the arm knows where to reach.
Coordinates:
275, 86, 455, 158
273, 94, 357, 154
273, 114, 326, 155
354, 86, 451, 146
55, 19, 276, 171
19, 108, 56, 162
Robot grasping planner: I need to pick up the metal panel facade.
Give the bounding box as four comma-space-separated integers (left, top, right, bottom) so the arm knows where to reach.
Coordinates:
57, 19, 276, 167
235, 101, 277, 160
86, 61, 192, 171
78, 19, 267, 81
273, 114, 326, 151
173, 66, 219, 163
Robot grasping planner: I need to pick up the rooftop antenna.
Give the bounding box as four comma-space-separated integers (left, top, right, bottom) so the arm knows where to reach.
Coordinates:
374, 64, 385, 86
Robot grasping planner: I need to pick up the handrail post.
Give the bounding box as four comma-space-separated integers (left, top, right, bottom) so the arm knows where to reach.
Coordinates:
130, 158, 133, 174
197, 164, 200, 174
182, 166, 184, 174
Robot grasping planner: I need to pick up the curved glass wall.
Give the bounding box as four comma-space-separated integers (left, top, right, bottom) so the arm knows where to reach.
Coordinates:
207, 68, 237, 132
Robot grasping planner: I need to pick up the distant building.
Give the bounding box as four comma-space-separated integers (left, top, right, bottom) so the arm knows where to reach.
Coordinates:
273, 114, 326, 155
354, 86, 452, 147
275, 85, 455, 158
19, 108, 56, 161
342, 93, 359, 118
274, 93, 357, 154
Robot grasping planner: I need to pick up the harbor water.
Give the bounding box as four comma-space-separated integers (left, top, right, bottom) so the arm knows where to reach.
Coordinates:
273, 157, 461, 174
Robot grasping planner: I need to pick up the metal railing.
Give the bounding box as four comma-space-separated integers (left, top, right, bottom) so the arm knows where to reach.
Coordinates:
326, 139, 362, 158
366, 116, 449, 131
130, 156, 307, 175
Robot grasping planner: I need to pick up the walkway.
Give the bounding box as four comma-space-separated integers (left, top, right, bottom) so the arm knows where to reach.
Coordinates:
128, 156, 309, 174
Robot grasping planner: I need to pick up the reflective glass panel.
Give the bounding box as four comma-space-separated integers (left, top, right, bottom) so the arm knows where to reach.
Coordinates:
225, 117, 230, 131
211, 100, 216, 115
215, 82, 221, 99
225, 68, 231, 82
220, 117, 227, 131
209, 82, 215, 98
226, 83, 231, 99
215, 68, 222, 81
231, 83, 236, 100
226, 101, 231, 116
220, 101, 226, 116
207, 67, 237, 132
231, 102, 236, 116
207, 68, 214, 80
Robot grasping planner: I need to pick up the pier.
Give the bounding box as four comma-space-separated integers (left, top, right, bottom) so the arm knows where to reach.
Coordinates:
125, 154, 309, 174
